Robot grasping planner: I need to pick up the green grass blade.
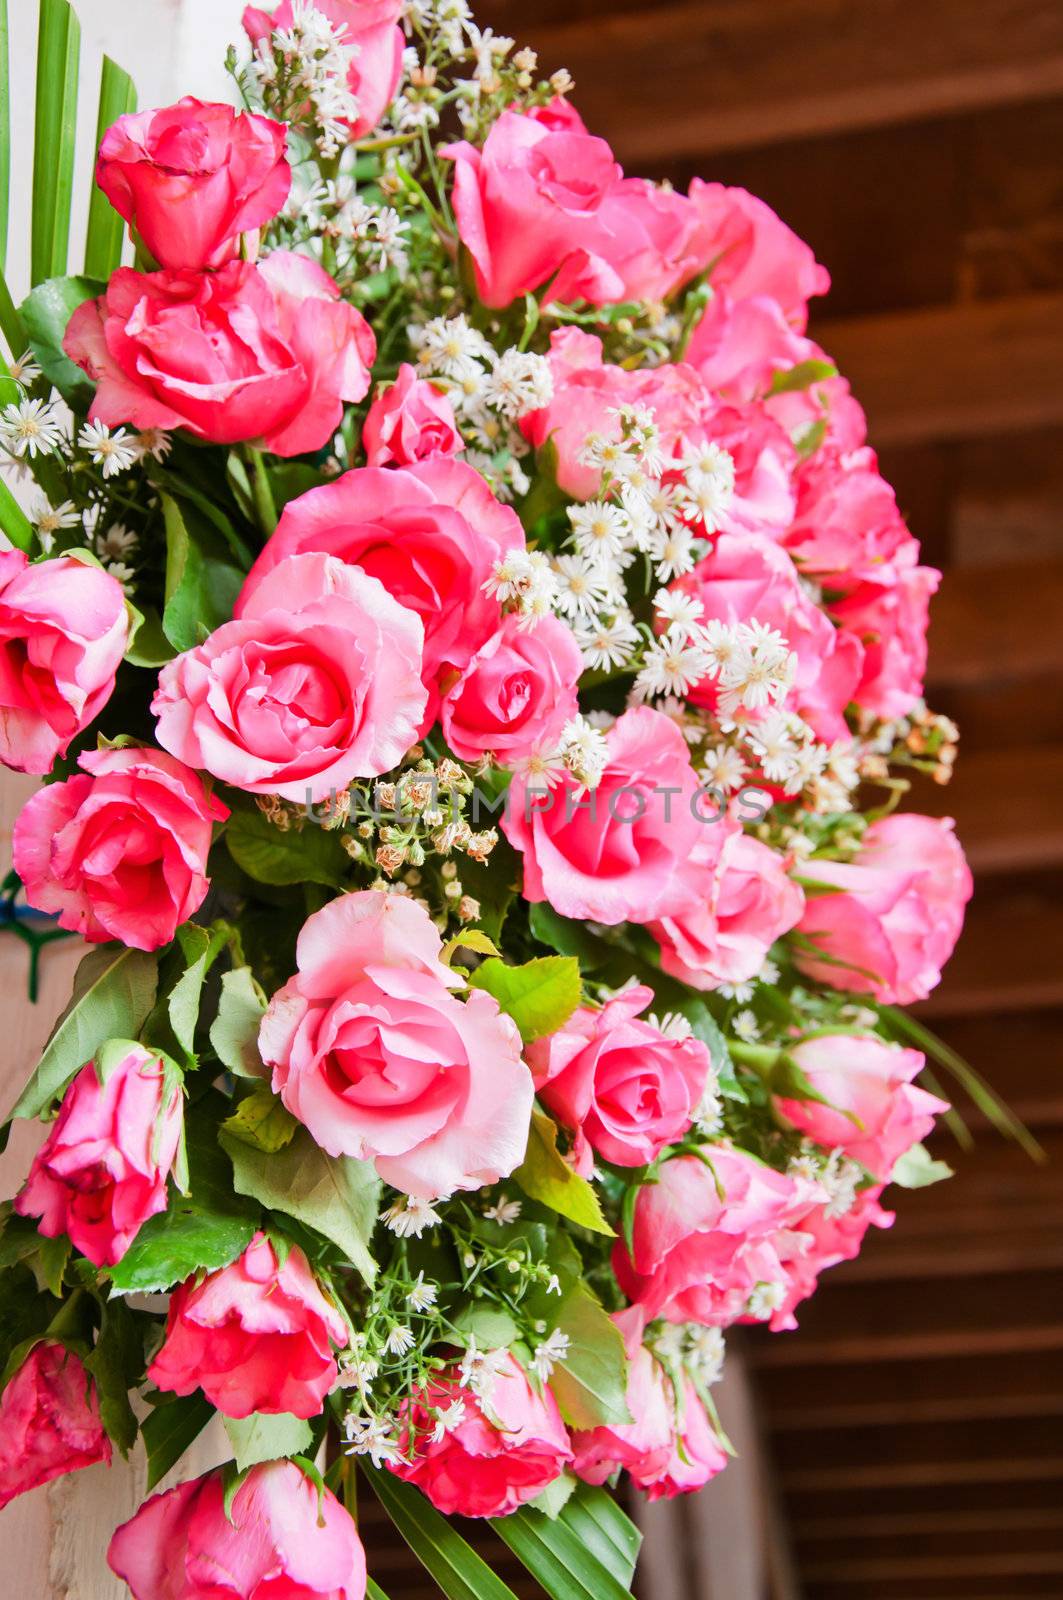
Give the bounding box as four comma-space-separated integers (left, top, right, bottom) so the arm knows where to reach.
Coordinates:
489, 1505, 637, 1600
0, 475, 34, 551
366, 1582, 390, 1600
0, 264, 25, 358
32, 0, 81, 285
84, 55, 135, 279
0, 0, 10, 273
365, 1467, 519, 1600
558, 1485, 641, 1588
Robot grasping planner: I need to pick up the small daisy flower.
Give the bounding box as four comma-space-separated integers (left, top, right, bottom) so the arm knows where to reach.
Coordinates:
483, 1194, 522, 1225
531, 1329, 570, 1381
78, 420, 138, 478
0, 397, 65, 459
382, 1195, 442, 1238
407, 1273, 438, 1313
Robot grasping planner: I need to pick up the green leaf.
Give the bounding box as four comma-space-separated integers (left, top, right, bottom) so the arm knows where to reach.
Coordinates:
223, 1128, 379, 1285
0, 473, 33, 552
19, 274, 101, 405
449, 1302, 519, 1350
226, 807, 349, 890
8, 944, 158, 1120
161, 491, 244, 652
490, 1501, 637, 1600
86, 1297, 141, 1456
124, 605, 176, 667
366, 1581, 391, 1600
513, 1109, 612, 1236
366, 1467, 520, 1600
467, 956, 580, 1043
559, 1485, 641, 1588
210, 966, 268, 1078
527, 1473, 577, 1519
224, 1411, 313, 1472
84, 56, 136, 280
767, 357, 838, 396
142, 1391, 215, 1490
168, 923, 230, 1060
0, 266, 24, 361
32, 0, 80, 285
222, 1084, 297, 1153
549, 1283, 631, 1431
891, 1142, 954, 1189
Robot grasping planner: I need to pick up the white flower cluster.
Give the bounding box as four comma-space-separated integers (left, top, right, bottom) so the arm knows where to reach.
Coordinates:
249, 0, 362, 158
289, 173, 410, 277
654, 1322, 726, 1389
788, 1143, 863, 1220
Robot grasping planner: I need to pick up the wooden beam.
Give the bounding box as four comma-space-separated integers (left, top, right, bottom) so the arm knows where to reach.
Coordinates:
927, 561, 1063, 688
916, 879, 1063, 1017
913, 746, 1063, 873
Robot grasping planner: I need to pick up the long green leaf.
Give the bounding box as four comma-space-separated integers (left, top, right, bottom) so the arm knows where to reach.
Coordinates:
0, 265, 25, 359
366, 1468, 519, 1600
366, 1582, 390, 1600
0, 0, 10, 273
142, 1391, 214, 1490
0, 473, 33, 551
84, 56, 135, 279
559, 1486, 641, 1588
32, 0, 81, 285
489, 1503, 637, 1600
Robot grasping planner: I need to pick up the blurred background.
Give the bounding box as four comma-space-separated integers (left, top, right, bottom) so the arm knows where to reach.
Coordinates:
4, 1, 1063, 1595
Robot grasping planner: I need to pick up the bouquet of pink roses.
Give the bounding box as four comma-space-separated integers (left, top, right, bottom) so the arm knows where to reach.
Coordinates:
0, 1, 981, 1594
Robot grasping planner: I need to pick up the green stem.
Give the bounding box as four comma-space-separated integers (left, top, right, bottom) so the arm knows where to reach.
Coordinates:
245, 446, 277, 538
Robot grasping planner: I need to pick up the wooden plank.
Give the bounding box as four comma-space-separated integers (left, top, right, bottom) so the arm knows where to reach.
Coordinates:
915, 876, 1063, 1017
927, 560, 1063, 688
913, 746, 1063, 873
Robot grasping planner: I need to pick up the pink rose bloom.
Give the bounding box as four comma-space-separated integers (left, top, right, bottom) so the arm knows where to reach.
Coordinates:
614, 1145, 823, 1326
776, 1034, 948, 1183
389, 1351, 572, 1517
795, 813, 972, 1005
441, 111, 625, 308
13, 747, 226, 950
148, 1232, 348, 1419
15, 1047, 183, 1268
647, 1378, 729, 1499
109, 1460, 366, 1600
362, 364, 462, 467
238, 460, 523, 725
259, 890, 533, 1198
672, 407, 798, 539
570, 1308, 675, 1490
244, 1, 403, 141
592, 178, 703, 303
95, 99, 290, 271
687, 180, 829, 329
153, 553, 426, 802
0, 1343, 111, 1510
526, 984, 712, 1169
651, 822, 805, 991
525, 97, 589, 135
64, 251, 374, 458
770, 1186, 893, 1331
686, 290, 815, 401
831, 561, 941, 721
0, 550, 129, 776
784, 445, 913, 586
440, 613, 581, 767
504, 706, 707, 926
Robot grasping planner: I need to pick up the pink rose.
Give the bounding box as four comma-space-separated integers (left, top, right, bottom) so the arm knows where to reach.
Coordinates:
108, 1460, 366, 1600
441, 111, 625, 308
0, 550, 129, 776
244, 2, 403, 141
687, 180, 829, 329
770, 1186, 893, 1331
259, 890, 533, 1198
440, 613, 582, 767
0, 1343, 111, 1510
570, 1308, 675, 1490
647, 1379, 729, 1499
680, 405, 798, 539
148, 1232, 348, 1419
784, 445, 913, 586
64, 251, 375, 458
686, 290, 815, 401
526, 97, 589, 135
15, 1047, 183, 1268
776, 1034, 948, 1182
389, 1351, 572, 1517
504, 706, 708, 926
362, 363, 462, 467
831, 561, 941, 721
13, 747, 226, 950
592, 178, 703, 303
526, 984, 712, 1169
238, 459, 523, 724
651, 823, 805, 991
95, 99, 290, 271
153, 553, 426, 802
795, 813, 972, 1005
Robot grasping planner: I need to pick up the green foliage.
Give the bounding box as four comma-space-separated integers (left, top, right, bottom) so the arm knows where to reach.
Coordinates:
548, 1283, 631, 1430
366, 1467, 521, 1600
513, 1109, 612, 1236
0, 472, 32, 551
222, 1084, 298, 1153
161, 492, 245, 652
224, 1411, 314, 1472
86, 1296, 142, 1455
32, 0, 80, 285
142, 1391, 215, 1489
891, 1142, 954, 1188
226, 806, 350, 889
19, 274, 100, 403
490, 1496, 638, 1600
84, 56, 135, 279
558, 1485, 641, 1588
210, 965, 268, 1078
467, 955, 581, 1042
167, 923, 232, 1061
767, 357, 838, 395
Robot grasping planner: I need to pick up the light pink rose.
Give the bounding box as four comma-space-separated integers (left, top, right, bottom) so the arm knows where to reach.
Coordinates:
238, 459, 523, 725
667, 406, 798, 539
362, 363, 462, 467
651, 822, 805, 991
686, 289, 814, 401
831, 561, 941, 721
776, 1034, 948, 1182
259, 890, 533, 1198
687, 180, 829, 329
0, 550, 129, 776
769, 1186, 893, 1331
440, 613, 581, 767
15, 1047, 183, 1268
526, 984, 712, 1169
441, 111, 625, 308
795, 813, 972, 1005
504, 706, 707, 927
244, 1, 403, 141
646, 1378, 729, 1499
592, 177, 703, 303
153, 553, 426, 802
0, 1343, 111, 1510
13, 747, 226, 951
148, 1232, 348, 1419
389, 1350, 573, 1517
763, 335, 867, 454
570, 1307, 675, 1490
64, 251, 375, 458
95, 99, 290, 271
108, 1461, 366, 1600
783, 444, 913, 586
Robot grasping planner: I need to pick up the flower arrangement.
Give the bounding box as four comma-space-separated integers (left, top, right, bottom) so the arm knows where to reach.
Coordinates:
0, 1, 985, 1594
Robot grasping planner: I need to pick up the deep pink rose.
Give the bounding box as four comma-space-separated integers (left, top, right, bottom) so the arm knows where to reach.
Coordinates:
784, 444, 913, 586
686, 289, 815, 401
441, 111, 625, 308
614, 1145, 823, 1326
389, 1351, 572, 1517
592, 177, 703, 303
95, 99, 290, 271
651, 822, 805, 991
239, 459, 523, 724
15, 1047, 183, 1268
504, 706, 707, 926
525, 97, 589, 135
64, 251, 375, 458
153, 553, 426, 802
13, 747, 226, 950
0, 1343, 111, 1510
148, 1232, 348, 1419
770, 1185, 893, 1331
362, 363, 462, 467
795, 813, 972, 1005
260, 890, 533, 1198
440, 613, 581, 767
687, 180, 829, 329
831, 561, 941, 721
571, 1309, 674, 1490
647, 1378, 729, 1499
0, 550, 129, 776
244, 1, 403, 140
776, 1034, 948, 1182
526, 984, 712, 1169
108, 1461, 366, 1600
